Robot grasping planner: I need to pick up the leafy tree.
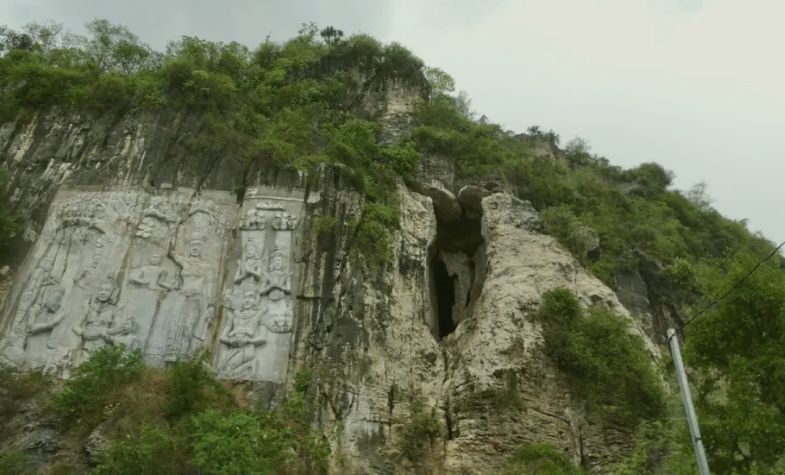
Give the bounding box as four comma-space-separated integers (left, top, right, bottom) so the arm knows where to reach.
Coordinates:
85, 19, 152, 73
685, 253, 785, 473
319, 26, 344, 45
424, 67, 455, 97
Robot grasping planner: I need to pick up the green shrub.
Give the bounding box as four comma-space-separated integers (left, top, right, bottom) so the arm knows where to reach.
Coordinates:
0, 449, 31, 475
542, 205, 585, 260
294, 367, 314, 393
163, 351, 231, 421
92, 425, 181, 475
355, 201, 400, 269
498, 442, 584, 475
610, 420, 697, 475
534, 289, 665, 427
190, 409, 290, 475
400, 412, 441, 461
312, 214, 336, 243
51, 346, 143, 423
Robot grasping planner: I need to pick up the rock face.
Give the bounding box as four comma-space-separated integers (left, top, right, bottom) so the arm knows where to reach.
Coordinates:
290, 187, 655, 474
0, 106, 657, 473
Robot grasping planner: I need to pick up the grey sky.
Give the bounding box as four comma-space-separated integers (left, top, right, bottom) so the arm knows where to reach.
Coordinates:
3, 0, 783, 245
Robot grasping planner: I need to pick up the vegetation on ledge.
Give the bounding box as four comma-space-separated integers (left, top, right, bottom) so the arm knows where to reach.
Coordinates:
0, 347, 328, 475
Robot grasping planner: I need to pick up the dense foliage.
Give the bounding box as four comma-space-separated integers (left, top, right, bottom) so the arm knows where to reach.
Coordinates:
2, 19, 785, 474
42, 348, 329, 474
534, 289, 666, 428
0, 21, 426, 266
52, 345, 143, 423
684, 253, 785, 473
497, 442, 585, 475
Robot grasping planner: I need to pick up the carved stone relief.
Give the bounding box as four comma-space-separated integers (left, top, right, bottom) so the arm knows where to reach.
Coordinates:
215, 195, 302, 382
0, 191, 142, 375
0, 189, 233, 374
0, 187, 299, 382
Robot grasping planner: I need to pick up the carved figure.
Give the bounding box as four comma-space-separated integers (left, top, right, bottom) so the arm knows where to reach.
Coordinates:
165, 233, 215, 360
272, 212, 299, 231
73, 278, 124, 356
128, 252, 169, 290
261, 246, 291, 294
234, 240, 263, 284
243, 208, 266, 231
26, 285, 67, 340
73, 253, 103, 289
15, 256, 58, 324
262, 290, 293, 333
218, 286, 268, 379
135, 216, 157, 239
107, 311, 138, 350
258, 246, 294, 333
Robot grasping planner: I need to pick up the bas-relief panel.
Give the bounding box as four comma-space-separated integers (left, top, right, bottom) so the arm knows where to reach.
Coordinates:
0, 191, 143, 375
0, 189, 233, 376
215, 196, 302, 382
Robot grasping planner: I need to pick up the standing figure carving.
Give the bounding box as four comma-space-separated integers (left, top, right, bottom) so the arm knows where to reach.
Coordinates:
218, 286, 267, 379
26, 285, 68, 342
22, 284, 68, 369
261, 246, 294, 333
166, 232, 215, 361
15, 257, 58, 325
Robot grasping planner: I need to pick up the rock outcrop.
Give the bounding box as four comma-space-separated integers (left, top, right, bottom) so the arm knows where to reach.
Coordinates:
0, 104, 658, 473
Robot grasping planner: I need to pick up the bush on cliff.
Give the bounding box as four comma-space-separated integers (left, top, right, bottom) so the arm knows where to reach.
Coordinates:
498, 442, 585, 475
534, 288, 666, 427
52, 345, 143, 423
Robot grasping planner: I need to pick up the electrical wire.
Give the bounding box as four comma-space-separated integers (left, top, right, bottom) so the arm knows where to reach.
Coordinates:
668, 240, 785, 341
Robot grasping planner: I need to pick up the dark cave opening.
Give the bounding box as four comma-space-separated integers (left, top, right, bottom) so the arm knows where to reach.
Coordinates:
426, 187, 487, 341
432, 253, 458, 339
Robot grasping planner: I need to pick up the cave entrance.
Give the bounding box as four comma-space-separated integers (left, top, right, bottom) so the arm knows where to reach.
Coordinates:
432, 253, 458, 339
427, 187, 486, 341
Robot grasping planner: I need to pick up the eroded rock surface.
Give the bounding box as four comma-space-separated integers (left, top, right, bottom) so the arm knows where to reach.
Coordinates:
0, 108, 658, 474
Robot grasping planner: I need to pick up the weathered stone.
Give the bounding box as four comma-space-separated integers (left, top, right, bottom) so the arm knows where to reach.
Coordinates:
423, 179, 462, 224
457, 185, 489, 217
84, 421, 111, 464
0, 106, 661, 474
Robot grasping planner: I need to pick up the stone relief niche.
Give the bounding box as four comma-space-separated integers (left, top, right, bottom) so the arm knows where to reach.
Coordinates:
123, 195, 183, 362
144, 195, 230, 364
216, 195, 302, 382
0, 191, 142, 375
0, 186, 300, 383
0, 189, 236, 375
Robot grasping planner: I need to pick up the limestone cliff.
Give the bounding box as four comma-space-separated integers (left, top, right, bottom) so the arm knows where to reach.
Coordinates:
0, 99, 659, 474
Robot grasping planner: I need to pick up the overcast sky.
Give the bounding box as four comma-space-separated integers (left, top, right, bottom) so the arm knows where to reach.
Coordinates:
3, 0, 784, 245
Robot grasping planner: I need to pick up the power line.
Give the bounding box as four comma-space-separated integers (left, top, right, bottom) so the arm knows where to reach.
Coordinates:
669, 240, 785, 341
